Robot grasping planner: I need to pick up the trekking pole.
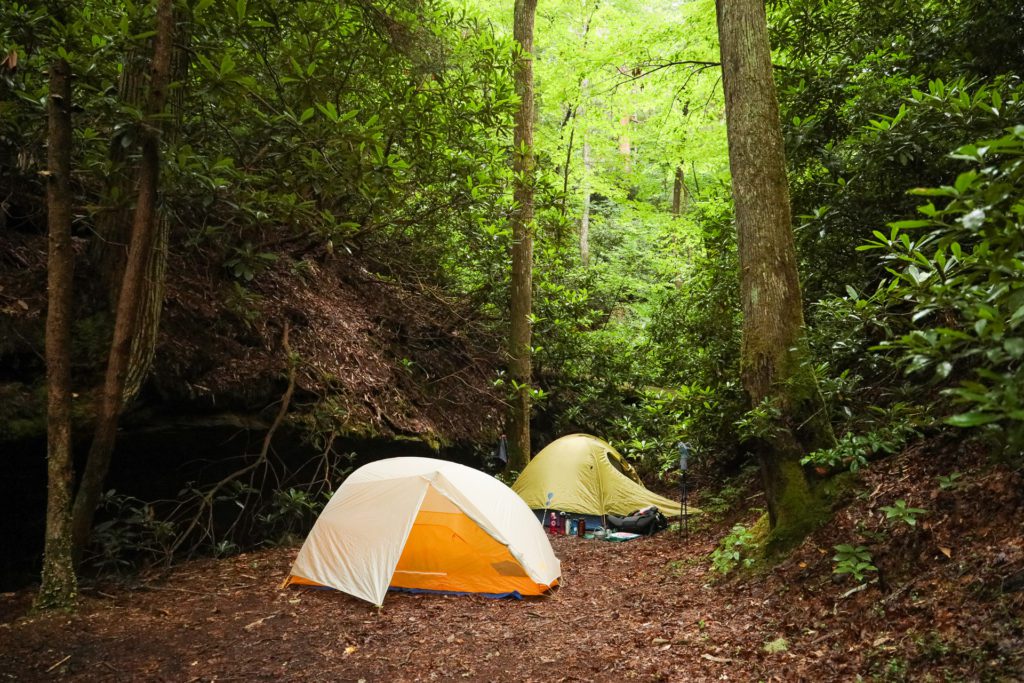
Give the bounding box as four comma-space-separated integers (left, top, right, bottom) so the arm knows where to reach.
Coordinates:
677, 442, 690, 539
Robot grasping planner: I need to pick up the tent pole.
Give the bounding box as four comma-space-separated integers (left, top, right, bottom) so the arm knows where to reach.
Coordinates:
682, 470, 688, 538
677, 442, 690, 539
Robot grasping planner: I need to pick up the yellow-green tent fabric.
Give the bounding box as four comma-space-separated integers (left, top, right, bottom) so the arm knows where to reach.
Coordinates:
512, 434, 690, 517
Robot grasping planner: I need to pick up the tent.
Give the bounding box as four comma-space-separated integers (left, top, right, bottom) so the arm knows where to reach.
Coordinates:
283, 457, 560, 606
512, 433, 687, 519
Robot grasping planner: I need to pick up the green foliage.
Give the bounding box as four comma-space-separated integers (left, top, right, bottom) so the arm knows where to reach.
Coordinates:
937, 472, 962, 491
225, 242, 278, 282
493, 469, 519, 487
864, 126, 1024, 452
87, 490, 176, 573
832, 544, 877, 583
801, 403, 923, 473
710, 524, 756, 574
1, 0, 521, 284
700, 473, 753, 519
774, 0, 1024, 302
257, 488, 325, 545
735, 397, 783, 444
880, 500, 927, 528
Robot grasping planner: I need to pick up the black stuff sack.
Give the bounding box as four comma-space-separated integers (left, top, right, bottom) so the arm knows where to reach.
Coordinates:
606, 506, 668, 536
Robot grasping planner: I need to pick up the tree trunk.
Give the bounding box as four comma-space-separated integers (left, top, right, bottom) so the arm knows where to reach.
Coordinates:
71, 0, 175, 561
91, 48, 147, 310
618, 114, 631, 171
506, 0, 539, 474
715, 0, 832, 550
580, 81, 592, 267
671, 164, 687, 216
37, 56, 78, 610
93, 9, 189, 403
580, 137, 592, 267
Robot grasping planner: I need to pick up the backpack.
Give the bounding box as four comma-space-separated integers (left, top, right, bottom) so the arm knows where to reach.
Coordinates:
606, 506, 668, 536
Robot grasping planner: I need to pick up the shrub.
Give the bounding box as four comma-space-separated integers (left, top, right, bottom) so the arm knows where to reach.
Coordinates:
863, 124, 1024, 454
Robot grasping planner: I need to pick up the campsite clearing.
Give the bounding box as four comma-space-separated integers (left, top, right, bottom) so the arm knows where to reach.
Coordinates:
3, 446, 1022, 681
2, 530, 802, 682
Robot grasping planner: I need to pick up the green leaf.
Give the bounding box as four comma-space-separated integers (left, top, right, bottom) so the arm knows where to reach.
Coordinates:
1004, 338, 1024, 359
945, 412, 1002, 428
890, 219, 932, 230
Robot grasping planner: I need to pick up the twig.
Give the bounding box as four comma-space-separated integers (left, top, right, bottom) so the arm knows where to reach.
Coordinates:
244, 612, 282, 631
839, 582, 869, 600
46, 655, 70, 672
169, 322, 296, 556
139, 584, 209, 595
882, 566, 941, 606
595, 60, 721, 95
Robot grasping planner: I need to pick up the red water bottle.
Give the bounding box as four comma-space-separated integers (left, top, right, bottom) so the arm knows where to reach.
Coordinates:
549, 511, 558, 535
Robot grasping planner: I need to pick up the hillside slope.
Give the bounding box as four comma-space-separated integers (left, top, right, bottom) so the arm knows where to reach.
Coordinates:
0, 229, 505, 446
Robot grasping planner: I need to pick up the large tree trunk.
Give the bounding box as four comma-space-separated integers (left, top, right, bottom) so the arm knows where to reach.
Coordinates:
506, 0, 539, 473
37, 56, 78, 610
71, 0, 175, 561
715, 0, 832, 550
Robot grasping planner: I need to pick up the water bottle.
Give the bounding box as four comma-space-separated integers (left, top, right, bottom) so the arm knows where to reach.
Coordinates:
549, 511, 557, 535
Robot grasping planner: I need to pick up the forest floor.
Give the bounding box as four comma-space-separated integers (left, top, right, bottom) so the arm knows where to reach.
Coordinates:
2, 439, 1023, 682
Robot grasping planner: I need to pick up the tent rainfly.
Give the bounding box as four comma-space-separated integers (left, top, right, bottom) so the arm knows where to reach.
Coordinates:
283, 457, 560, 606
512, 433, 690, 518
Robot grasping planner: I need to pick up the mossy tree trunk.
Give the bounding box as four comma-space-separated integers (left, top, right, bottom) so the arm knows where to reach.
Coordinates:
715, 0, 833, 550
71, 0, 175, 561
38, 55, 78, 610
506, 0, 539, 474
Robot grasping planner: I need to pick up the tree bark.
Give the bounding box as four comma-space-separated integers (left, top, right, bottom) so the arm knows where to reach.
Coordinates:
71, 0, 175, 561
37, 56, 78, 610
506, 0, 539, 473
671, 164, 687, 216
580, 136, 592, 267
93, 8, 189, 403
91, 48, 147, 309
715, 0, 831, 549
579, 78, 592, 267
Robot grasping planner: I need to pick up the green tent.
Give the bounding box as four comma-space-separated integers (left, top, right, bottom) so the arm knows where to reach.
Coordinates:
511, 434, 692, 518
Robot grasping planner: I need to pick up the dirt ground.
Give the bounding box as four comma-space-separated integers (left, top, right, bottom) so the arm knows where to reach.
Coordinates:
2, 442, 1023, 682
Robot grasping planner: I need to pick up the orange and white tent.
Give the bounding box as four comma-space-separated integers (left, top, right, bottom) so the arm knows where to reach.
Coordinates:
283, 457, 560, 606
